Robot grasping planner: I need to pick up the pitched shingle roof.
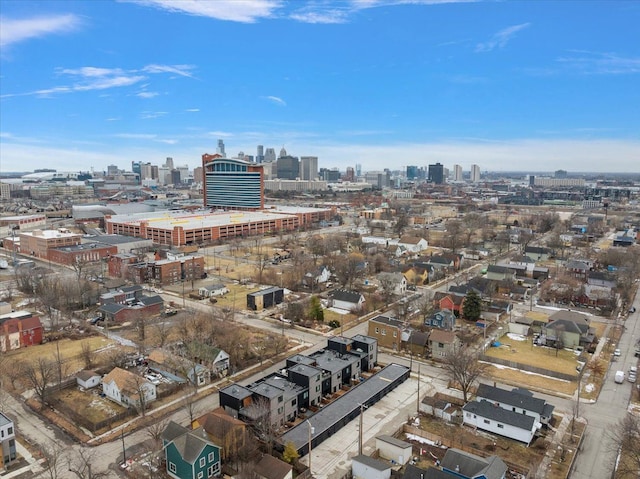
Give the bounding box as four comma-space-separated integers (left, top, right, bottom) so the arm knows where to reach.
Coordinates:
476, 383, 551, 416
463, 400, 536, 430
329, 289, 363, 303
441, 448, 507, 479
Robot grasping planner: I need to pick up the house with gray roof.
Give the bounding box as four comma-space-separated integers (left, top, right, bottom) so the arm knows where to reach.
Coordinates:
328, 289, 365, 311
463, 400, 538, 445
441, 448, 507, 479
352, 454, 391, 479
475, 384, 555, 425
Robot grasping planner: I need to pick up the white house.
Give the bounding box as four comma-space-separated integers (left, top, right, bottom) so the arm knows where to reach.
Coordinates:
463, 400, 538, 445
102, 367, 157, 409
475, 384, 555, 425
397, 235, 428, 253
351, 455, 391, 479
328, 289, 365, 312
0, 412, 16, 469
377, 271, 407, 296
375, 435, 412, 465
198, 283, 229, 298
76, 370, 101, 389
304, 265, 331, 286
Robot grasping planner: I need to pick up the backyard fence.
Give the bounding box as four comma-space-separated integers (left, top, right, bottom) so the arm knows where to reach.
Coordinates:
402, 424, 535, 478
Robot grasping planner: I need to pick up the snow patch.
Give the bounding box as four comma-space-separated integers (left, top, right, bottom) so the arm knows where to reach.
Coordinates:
585, 383, 595, 393
405, 433, 447, 448
507, 333, 527, 342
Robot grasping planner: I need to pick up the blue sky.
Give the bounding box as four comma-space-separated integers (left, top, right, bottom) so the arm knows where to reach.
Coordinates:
1, 0, 639, 174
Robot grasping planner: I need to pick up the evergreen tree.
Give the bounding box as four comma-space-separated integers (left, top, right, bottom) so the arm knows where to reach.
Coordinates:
462, 290, 482, 321
308, 296, 324, 322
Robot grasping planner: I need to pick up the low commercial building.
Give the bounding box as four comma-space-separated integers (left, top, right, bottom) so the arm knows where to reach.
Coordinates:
247, 287, 284, 311
19, 228, 82, 259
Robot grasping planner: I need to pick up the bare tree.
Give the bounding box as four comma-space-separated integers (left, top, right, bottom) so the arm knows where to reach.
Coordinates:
442, 345, 485, 402
182, 390, 201, 427
40, 440, 67, 479
24, 357, 56, 406
67, 448, 109, 479
80, 341, 96, 370
243, 397, 277, 454
607, 413, 640, 478
154, 319, 172, 348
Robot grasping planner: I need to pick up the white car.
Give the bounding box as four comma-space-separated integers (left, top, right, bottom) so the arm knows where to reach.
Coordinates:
614, 349, 621, 357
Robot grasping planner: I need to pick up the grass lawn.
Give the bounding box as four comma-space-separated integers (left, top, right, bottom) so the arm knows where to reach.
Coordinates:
5, 336, 116, 372
483, 364, 577, 396
51, 388, 127, 424
485, 334, 581, 375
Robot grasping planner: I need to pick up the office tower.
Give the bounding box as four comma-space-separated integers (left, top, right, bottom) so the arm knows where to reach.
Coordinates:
264, 148, 276, 163
150, 165, 159, 180
237, 152, 245, 160
428, 162, 444, 184
131, 161, 142, 176
300, 156, 318, 180
320, 168, 341, 182
355, 163, 362, 178
164, 157, 174, 169
217, 140, 226, 158
256, 145, 264, 163
345, 167, 355, 182
157, 167, 170, 185
279, 146, 287, 158
202, 154, 264, 210
107, 164, 119, 176
193, 166, 203, 184
453, 164, 463, 182
276, 155, 300, 180
170, 169, 181, 186
471, 164, 481, 183
176, 165, 189, 183
555, 169, 568, 179
406, 165, 418, 180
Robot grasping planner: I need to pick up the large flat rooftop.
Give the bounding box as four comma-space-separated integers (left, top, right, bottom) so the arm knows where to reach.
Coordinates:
107, 210, 300, 230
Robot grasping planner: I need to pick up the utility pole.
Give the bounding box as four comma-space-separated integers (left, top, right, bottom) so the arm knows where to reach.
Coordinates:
416, 364, 421, 413
121, 428, 126, 465
306, 420, 314, 474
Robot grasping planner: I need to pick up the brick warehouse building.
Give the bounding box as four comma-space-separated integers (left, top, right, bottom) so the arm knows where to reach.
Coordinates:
48, 243, 117, 266
18, 228, 82, 259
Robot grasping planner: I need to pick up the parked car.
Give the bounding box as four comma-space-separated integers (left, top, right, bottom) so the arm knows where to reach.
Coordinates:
615, 370, 625, 383
614, 348, 622, 357
629, 366, 637, 383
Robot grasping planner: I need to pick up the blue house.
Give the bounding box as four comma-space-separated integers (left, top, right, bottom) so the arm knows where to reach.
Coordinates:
426, 310, 456, 331
162, 421, 221, 479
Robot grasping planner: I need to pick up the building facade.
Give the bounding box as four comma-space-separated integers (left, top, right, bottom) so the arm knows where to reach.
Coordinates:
202, 155, 264, 210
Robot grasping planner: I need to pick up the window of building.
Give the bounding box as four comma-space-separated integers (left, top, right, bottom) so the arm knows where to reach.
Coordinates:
197, 472, 203, 479
169, 463, 176, 473
208, 452, 214, 462
483, 419, 490, 424
393, 331, 397, 337
375, 327, 379, 334
207, 466, 214, 477
497, 424, 504, 429
381, 329, 386, 336
200, 457, 206, 468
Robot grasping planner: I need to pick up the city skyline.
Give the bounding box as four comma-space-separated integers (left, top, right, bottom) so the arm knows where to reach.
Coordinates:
1, 1, 639, 173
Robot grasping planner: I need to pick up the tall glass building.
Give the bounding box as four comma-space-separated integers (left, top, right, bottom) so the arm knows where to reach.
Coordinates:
202, 155, 264, 210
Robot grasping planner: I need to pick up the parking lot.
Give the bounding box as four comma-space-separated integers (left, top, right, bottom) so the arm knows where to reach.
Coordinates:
305, 371, 447, 479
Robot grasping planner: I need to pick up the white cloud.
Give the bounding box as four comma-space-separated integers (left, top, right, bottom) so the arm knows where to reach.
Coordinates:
1, 63, 195, 98
556, 50, 640, 75
290, 9, 350, 24
185, 108, 200, 112
264, 95, 286, 106
207, 131, 233, 138
142, 64, 195, 78
59, 67, 123, 77
124, 0, 282, 23
475, 23, 530, 53
140, 111, 168, 119
0, 14, 82, 48
114, 133, 158, 139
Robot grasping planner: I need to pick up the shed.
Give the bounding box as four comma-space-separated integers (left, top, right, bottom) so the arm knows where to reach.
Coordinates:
76, 370, 101, 389
351, 455, 391, 479
375, 435, 412, 465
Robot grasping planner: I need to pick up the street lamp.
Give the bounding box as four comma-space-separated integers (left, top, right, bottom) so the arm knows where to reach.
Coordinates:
306, 420, 314, 474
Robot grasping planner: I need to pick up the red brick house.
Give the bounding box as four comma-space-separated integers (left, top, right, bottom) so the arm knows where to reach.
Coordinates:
0, 311, 43, 352
432, 292, 464, 316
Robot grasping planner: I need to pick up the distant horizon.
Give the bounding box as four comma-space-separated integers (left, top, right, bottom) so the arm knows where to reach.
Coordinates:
1, 1, 639, 173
